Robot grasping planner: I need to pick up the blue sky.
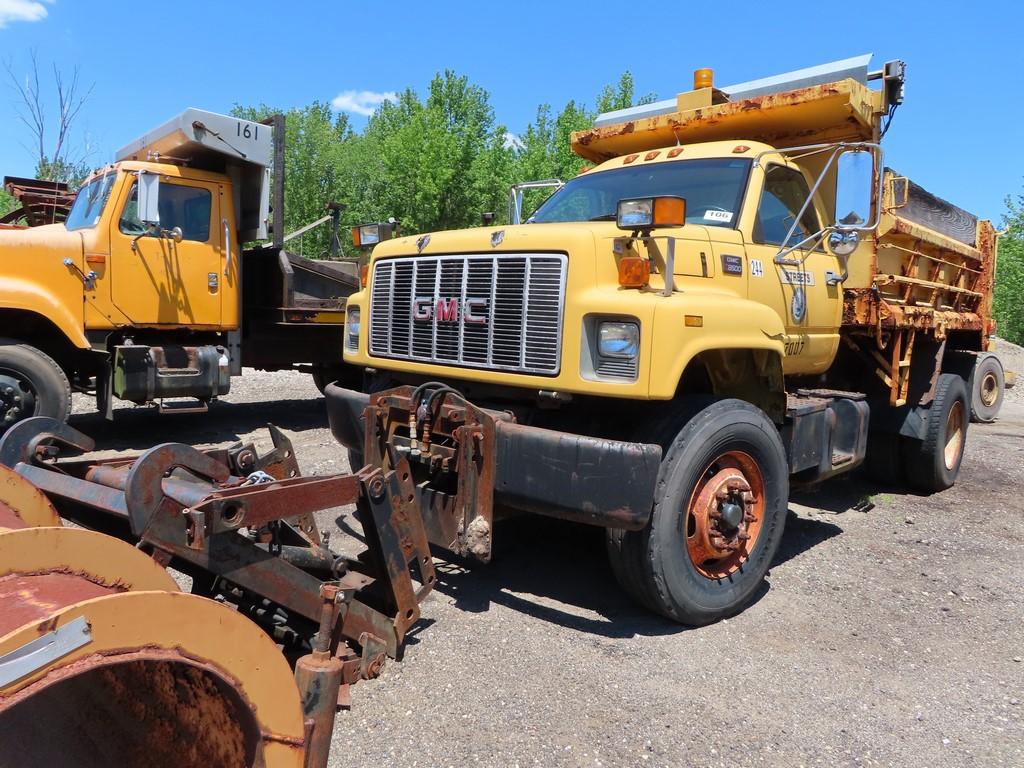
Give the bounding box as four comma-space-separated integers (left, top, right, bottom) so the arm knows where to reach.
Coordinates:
1, 0, 1021, 221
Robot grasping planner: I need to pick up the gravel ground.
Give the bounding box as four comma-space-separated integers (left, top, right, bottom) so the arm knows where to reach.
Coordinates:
69, 365, 1024, 768
993, 339, 1023, 405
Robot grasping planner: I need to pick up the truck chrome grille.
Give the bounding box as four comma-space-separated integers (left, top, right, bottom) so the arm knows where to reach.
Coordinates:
369, 254, 567, 375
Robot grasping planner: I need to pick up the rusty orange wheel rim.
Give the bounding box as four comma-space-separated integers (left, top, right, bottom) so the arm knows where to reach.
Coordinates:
944, 400, 964, 470
684, 450, 765, 580
979, 372, 999, 408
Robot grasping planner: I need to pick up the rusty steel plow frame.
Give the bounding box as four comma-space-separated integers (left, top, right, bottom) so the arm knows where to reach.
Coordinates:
0, 416, 438, 768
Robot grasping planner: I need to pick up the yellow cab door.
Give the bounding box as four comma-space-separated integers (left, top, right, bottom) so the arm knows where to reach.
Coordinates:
109, 173, 226, 327
741, 162, 843, 375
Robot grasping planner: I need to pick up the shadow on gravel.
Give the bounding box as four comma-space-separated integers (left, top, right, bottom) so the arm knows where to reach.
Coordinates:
429, 515, 685, 639
426, 508, 838, 640
771, 510, 842, 569
68, 397, 331, 451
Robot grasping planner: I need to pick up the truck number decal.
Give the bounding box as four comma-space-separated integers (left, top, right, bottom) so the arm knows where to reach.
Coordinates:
784, 338, 806, 355
703, 209, 733, 222
781, 269, 815, 286
750, 259, 764, 278
236, 122, 259, 140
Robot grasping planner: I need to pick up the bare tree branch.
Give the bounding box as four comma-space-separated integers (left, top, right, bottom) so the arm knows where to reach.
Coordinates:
3, 50, 94, 183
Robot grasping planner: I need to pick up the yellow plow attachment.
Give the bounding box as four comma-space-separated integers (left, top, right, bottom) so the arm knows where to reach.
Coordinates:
0, 468, 312, 768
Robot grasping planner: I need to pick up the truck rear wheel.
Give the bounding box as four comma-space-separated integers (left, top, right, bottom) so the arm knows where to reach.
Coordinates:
608, 399, 789, 625
903, 373, 969, 493
969, 352, 1004, 423
0, 340, 71, 433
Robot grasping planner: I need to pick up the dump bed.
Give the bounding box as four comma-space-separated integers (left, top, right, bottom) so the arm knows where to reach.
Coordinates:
854, 170, 996, 340
239, 246, 358, 370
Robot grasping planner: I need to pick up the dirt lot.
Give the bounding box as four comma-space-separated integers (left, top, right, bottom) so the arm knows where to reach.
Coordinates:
69, 364, 1023, 768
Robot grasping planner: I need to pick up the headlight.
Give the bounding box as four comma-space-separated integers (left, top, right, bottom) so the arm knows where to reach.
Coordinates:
352, 221, 397, 248
616, 196, 686, 231
598, 321, 639, 359
346, 306, 360, 350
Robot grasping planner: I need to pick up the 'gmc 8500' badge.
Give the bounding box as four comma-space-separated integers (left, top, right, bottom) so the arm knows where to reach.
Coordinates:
413, 297, 488, 324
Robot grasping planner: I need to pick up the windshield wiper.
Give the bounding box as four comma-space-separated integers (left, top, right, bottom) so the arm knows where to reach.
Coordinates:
588, 214, 616, 221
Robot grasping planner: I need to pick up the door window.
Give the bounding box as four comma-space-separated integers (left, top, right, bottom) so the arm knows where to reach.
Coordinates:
754, 165, 821, 247
119, 181, 213, 242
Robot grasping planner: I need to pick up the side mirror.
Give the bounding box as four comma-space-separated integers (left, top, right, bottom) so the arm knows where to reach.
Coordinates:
827, 230, 860, 257
833, 150, 873, 230
137, 171, 161, 226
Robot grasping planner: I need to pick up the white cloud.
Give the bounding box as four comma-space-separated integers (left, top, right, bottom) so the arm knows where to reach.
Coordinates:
331, 89, 397, 117
504, 132, 524, 152
0, 0, 51, 29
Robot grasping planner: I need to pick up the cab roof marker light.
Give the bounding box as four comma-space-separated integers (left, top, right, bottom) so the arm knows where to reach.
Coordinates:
592, 54, 874, 127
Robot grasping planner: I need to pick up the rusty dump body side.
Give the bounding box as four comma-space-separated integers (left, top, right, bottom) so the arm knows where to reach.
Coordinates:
846, 171, 996, 339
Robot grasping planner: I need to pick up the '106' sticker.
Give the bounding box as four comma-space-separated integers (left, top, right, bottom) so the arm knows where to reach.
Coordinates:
703, 209, 734, 223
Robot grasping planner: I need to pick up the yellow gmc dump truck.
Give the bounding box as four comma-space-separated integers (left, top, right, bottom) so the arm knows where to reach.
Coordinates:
330, 56, 999, 625
0, 110, 358, 433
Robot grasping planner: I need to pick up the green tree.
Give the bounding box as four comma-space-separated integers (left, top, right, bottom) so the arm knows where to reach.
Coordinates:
0, 189, 13, 219
995, 187, 1024, 345
231, 102, 354, 256
229, 69, 655, 253
360, 72, 515, 233
512, 72, 655, 219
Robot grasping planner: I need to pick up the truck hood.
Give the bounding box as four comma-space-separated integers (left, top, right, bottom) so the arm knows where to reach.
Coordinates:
371, 221, 712, 260
0, 223, 84, 258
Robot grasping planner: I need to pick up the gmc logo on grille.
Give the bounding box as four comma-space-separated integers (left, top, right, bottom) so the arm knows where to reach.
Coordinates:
412, 297, 488, 324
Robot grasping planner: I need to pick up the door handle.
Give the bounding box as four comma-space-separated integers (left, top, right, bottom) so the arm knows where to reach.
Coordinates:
223, 218, 232, 276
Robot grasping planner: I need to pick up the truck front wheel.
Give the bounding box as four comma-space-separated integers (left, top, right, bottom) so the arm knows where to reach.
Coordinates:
609, 399, 789, 625
0, 340, 71, 433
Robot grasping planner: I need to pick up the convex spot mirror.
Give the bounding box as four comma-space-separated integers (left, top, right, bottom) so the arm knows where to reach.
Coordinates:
834, 150, 873, 231
137, 171, 161, 226
827, 230, 860, 257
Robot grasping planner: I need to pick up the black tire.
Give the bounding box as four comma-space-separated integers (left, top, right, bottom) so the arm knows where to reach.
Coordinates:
902, 373, 969, 494
606, 526, 660, 613
969, 353, 1004, 424
609, 399, 789, 625
0, 340, 71, 433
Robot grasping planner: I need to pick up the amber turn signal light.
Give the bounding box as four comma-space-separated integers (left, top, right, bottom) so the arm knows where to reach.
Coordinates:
359, 263, 369, 288
618, 256, 650, 288
652, 197, 686, 228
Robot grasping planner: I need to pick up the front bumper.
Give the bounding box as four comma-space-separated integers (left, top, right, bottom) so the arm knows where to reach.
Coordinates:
325, 385, 661, 531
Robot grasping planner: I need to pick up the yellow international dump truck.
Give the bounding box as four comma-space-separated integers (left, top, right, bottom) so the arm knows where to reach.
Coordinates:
330, 56, 1000, 625
0, 110, 359, 433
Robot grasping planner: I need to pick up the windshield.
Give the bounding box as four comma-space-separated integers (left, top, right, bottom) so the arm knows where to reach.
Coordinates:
529, 158, 752, 227
65, 172, 116, 231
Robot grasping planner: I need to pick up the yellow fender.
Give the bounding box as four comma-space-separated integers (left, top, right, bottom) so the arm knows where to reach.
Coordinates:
0, 465, 62, 530
0, 276, 90, 349
648, 293, 786, 399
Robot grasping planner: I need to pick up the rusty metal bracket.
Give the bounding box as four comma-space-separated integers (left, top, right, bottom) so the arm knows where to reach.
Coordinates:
123, 443, 230, 538
0, 416, 95, 470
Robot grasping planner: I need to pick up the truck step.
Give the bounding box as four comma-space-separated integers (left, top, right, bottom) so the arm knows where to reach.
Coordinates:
794, 388, 866, 401
157, 399, 209, 415
831, 451, 855, 467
